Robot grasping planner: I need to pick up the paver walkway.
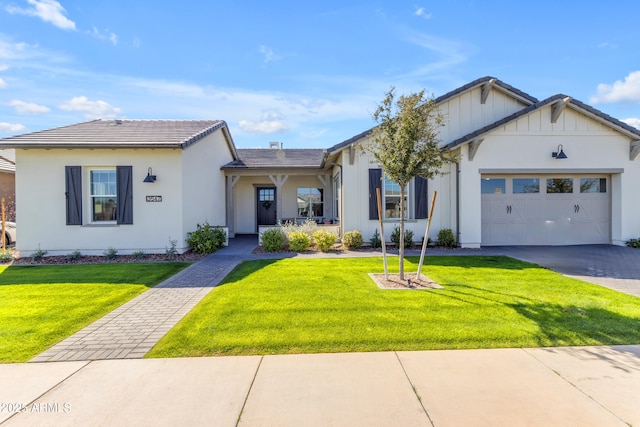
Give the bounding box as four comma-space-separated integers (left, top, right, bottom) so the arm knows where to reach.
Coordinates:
30, 253, 243, 362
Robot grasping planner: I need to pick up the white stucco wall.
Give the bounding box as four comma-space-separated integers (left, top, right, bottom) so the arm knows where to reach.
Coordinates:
181, 131, 234, 237
15, 148, 185, 255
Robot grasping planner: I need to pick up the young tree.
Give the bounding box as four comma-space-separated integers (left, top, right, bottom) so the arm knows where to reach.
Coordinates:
366, 87, 449, 280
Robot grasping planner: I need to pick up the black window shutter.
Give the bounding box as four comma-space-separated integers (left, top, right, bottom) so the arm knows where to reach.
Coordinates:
368, 168, 382, 220
415, 176, 429, 219
65, 166, 82, 225
116, 166, 133, 224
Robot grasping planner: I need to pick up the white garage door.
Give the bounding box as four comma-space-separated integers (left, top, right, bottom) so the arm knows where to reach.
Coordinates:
481, 175, 610, 245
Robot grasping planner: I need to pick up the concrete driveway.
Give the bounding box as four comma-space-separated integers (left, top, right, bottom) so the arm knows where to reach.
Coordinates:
491, 245, 640, 297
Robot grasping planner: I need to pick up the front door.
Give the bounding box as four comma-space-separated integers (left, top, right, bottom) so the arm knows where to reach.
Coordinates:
257, 187, 277, 229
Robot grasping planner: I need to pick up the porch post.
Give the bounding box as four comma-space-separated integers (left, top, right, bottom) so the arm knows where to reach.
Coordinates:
268, 174, 289, 223
226, 175, 240, 237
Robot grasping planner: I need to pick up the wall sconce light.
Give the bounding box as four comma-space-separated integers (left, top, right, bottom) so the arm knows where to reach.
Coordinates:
143, 167, 157, 183
552, 144, 568, 159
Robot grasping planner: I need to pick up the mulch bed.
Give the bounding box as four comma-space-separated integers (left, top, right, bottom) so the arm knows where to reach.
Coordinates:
369, 273, 443, 290
5, 252, 207, 266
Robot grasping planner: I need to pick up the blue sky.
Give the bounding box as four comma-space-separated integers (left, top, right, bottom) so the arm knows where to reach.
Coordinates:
1, 0, 640, 148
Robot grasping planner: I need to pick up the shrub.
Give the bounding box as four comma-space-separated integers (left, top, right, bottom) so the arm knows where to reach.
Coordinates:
288, 231, 311, 252
165, 239, 178, 259
133, 250, 147, 259
0, 248, 14, 263
103, 247, 118, 260
342, 230, 363, 250
66, 250, 82, 261
391, 226, 414, 248
370, 229, 382, 248
261, 228, 285, 252
626, 238, 640, 248
32, 245, 47, 261
312, 230, 336, 252
280, 218, 318, 243
187, 222, 227, 254
437, 228, 456, 248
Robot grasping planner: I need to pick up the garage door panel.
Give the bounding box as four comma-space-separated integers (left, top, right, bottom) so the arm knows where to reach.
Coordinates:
481, 175, 610, 246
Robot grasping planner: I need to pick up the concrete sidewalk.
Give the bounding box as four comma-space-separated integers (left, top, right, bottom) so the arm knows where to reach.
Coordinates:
2, 346, 640, 426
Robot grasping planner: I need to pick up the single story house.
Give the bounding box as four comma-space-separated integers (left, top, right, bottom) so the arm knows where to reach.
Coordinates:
0, 149, 16, 221
2, 76, 640, 255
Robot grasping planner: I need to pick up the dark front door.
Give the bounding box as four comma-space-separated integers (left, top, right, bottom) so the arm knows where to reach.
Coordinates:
257, 187, 277, 229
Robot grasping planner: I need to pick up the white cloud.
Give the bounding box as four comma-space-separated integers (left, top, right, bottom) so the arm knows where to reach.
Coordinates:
9, 99, 50, 114
89, 26, 118, 46
0, 65, 8, 71
6, 0, 76, 31
590, 71, 640, 104
259, 45, 281, 65
239, 119, 288, 134
622, 118, 640, 130
0, 78, 5, 88
0, 122, 26, 133
59, 96, 122, 118
414, 7, 432, 19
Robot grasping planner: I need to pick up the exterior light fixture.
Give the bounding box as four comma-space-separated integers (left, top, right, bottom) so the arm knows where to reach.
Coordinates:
143, 167, 157, 183
552, 144, 568, 159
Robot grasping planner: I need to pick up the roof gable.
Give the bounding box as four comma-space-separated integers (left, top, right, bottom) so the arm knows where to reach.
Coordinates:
327, 76, 539, 155
442, 94, 640, 151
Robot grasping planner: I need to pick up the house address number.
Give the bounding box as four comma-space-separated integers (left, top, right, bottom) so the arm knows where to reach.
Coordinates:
146, 195, 162, 202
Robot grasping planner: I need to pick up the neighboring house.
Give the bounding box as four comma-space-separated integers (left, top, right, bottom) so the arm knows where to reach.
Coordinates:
2, 76, 640, 255
0, 120, 236, 255
0, 149, 16, 221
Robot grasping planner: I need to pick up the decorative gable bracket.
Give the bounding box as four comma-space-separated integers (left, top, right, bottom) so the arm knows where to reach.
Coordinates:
480, 79, 497, 104
630, 140, 640, 161
551, 97, 572, 124
468, 137, 484, 161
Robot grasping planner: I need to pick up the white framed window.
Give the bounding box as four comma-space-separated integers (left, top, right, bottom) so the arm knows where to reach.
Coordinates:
297, 187, 323, 218
383, 175, 408, 219
90, 168, 117, 222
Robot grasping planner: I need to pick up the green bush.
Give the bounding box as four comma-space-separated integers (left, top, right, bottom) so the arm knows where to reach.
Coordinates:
0, 248, 14, 263
165, 239, 178, 259
288, 231, 311, 252
391, 226, 414, 248
66, 250, 82, 261
103, 247, 118, 260
312, 230, 336, 252
32, 245, 47, 261
187, 222, 227, 254
626, 238, 640, 248
437, 228, 456, 248
342, 230, 363, 250
370, 229, 382, 248
133, 250, 147, 259
261, 228, 285, 252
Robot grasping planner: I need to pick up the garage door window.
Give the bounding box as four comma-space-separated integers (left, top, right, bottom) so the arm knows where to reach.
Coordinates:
547, 178, 573, 193
513, 178, 539, 194
580, 178, 606, 193
481, 178, 505, 194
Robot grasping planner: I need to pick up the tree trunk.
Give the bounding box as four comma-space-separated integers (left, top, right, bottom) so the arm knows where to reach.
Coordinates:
399, 184, 406, 280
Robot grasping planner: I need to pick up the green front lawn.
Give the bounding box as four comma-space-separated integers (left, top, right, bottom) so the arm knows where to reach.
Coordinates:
0, 263, 190, 363
147, 256, 640, 358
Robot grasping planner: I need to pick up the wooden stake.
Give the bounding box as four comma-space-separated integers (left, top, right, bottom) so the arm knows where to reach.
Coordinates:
376, 188, 388, 280
1, 198, 5, 250
416, 191, 437, 278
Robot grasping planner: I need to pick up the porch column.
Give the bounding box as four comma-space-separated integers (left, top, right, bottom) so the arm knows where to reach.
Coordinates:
269, 174, 289, 223
226, 175, 240, 237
